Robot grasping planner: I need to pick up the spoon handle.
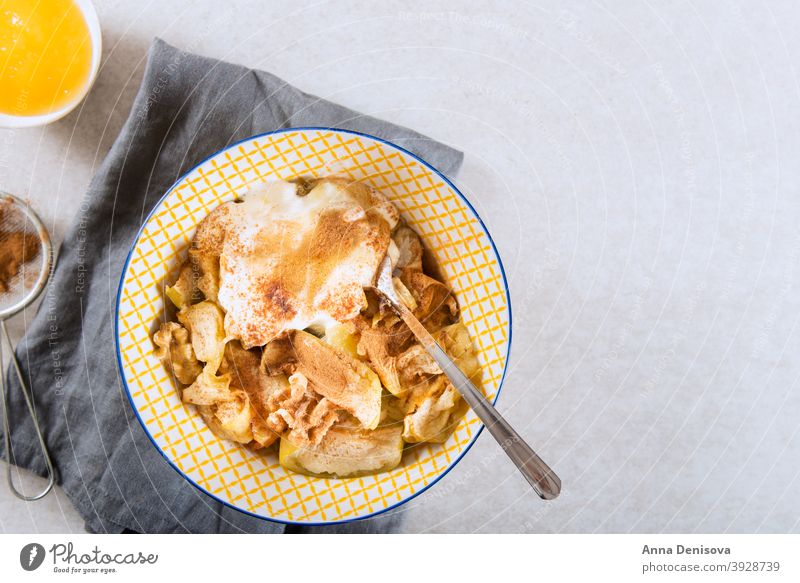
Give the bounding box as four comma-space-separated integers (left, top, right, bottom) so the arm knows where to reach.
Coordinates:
398, 308, 561, 500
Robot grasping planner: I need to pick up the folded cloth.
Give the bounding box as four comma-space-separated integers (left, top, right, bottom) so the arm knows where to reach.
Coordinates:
0, 38, 463, 533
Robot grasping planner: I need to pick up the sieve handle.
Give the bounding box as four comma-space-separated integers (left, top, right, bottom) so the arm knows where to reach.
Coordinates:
1, 319, 55, 500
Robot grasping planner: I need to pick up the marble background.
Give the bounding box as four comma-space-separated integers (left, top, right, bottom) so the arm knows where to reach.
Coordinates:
2, 0, 800, 533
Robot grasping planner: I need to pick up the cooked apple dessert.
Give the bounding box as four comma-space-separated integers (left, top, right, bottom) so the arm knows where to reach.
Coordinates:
153, 177, 481, 478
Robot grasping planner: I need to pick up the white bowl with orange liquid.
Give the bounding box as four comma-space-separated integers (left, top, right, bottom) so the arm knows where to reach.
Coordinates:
0, 0, 101, 128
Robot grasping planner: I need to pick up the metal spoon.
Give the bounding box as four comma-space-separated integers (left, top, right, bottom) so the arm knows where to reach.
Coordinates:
372, 256, 561, 500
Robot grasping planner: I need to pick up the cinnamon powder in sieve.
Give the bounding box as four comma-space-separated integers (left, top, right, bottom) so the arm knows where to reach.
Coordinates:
0, 205, 39, 293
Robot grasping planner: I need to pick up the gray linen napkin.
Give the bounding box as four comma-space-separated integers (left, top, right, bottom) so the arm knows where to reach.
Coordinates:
0, 38, 462, 533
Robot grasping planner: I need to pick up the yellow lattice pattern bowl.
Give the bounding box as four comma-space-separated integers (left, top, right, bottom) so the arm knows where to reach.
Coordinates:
115, 128, 511, 524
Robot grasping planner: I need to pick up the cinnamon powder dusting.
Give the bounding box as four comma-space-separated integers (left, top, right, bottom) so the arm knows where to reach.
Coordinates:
0, 205, 39, 293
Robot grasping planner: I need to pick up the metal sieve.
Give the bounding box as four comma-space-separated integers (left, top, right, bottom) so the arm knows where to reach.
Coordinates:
0, 192, 54, 500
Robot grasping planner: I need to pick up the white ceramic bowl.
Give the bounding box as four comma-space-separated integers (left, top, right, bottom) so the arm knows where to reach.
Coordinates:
0, 0, 102, 129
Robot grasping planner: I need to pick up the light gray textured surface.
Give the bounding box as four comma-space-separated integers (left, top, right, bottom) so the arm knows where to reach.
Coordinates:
2, 0, 800, 533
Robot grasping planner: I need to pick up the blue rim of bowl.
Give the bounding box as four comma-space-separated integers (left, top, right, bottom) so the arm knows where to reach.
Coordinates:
115, 126, 513, 527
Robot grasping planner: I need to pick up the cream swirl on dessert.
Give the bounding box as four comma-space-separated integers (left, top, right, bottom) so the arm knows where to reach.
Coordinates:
192, 178, 399, 348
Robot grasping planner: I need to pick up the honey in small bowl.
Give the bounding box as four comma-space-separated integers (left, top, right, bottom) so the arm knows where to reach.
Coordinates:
0, 0, 94, 117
